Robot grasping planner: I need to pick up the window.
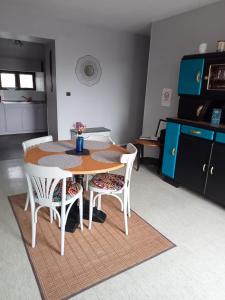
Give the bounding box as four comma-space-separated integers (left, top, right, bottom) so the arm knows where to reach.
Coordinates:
19, 73, 34, 89
0, 72, 16, 88
0, 71, 35, 90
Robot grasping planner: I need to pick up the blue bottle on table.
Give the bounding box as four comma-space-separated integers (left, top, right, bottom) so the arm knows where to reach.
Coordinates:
76, 135, 84, 152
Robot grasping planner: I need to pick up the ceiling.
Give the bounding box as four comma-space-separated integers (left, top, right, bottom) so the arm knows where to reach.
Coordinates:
3, 0, 221, 35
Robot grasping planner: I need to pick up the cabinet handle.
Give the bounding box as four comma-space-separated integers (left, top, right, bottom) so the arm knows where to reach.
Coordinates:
202, 163, 207, 172
196, 71, 201, 83
190, 130, 201, 135
210, 166, 214, 175
172, 147, 176, 156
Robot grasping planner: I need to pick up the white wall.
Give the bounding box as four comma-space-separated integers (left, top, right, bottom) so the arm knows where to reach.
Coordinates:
143, 0, 225, 138
0, 3, 149, 143
56, 32, 149, 143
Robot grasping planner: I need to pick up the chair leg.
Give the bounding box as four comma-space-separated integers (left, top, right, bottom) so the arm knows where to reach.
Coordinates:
53, 210, 57, 220
97, 194, 102, 210
60, 205, 66, 256
127, 187, 131, 217
135, 144, 141, 171
31, 208, 36, 248
24, 193, 29, 211
50, 208, 53, 223
79, 196, 83, 231
58, 215, 61, 228
123, 190, 128, 235
88, 191, 94, 230
85, 175, 89, 191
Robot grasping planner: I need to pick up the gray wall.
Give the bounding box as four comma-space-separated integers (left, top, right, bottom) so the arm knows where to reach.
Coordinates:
0, 38, 44, 72
143, 1, 225, 138
45, 41, 58, 139
0, 57, 41, 72
0, 3, 149, 143
0, 38, 46, 102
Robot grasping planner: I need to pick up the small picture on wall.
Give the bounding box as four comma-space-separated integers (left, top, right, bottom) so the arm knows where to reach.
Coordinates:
161, 88, 172, 107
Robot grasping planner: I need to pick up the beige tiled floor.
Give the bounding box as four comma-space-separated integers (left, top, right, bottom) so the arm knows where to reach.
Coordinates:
1, 159, 225, 299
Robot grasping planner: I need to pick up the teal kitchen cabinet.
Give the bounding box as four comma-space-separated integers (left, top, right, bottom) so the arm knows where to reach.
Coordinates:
178, 58, 205, 95
162, 122, 181, 179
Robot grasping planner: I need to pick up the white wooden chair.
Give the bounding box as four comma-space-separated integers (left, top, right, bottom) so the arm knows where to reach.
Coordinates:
84, 135, 115, 191
23, 135, 53, 211
24, 163, 83, 256
88, 143, 137, 235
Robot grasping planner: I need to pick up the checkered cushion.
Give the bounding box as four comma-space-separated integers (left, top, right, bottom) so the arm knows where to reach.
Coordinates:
90, 173, 125, 191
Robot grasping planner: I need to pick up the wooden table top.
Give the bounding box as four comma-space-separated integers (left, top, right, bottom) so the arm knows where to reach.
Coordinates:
24, 140, 127, 175
134, 138, 161, 147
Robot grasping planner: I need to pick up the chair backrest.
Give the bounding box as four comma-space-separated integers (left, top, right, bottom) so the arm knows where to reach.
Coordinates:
84, 135, 115, 144
155, 119, 166, 138
120, 143, 137, 186
24, 163, 72, 207
22, 135, 53, 153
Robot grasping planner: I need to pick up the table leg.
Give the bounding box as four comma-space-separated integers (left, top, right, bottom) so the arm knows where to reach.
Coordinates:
74, 174, 84, 188
65, 175, 106, 233
65, 175, 84, 233
140, 144, 144, 159
135, 143, 142, 171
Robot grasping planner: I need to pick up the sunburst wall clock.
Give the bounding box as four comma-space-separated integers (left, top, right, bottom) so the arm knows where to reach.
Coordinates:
75, 55, 102, 87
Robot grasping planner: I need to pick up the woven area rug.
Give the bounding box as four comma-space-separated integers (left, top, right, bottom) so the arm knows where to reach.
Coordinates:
9, 194, 175, 300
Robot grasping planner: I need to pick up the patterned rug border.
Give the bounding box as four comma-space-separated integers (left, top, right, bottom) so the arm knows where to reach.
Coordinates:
8, 193, 176, 300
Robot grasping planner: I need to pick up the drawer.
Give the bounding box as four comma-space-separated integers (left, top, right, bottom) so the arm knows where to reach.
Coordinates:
181, 125, 214, 141
216, 132, 225, 144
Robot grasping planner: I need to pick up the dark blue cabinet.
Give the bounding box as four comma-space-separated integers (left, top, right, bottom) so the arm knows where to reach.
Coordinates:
162, 119, 225, 207
205, 142, 225, 206
178, 58, 205, 95
162, 122, 180, 179
175, 134, 212, 194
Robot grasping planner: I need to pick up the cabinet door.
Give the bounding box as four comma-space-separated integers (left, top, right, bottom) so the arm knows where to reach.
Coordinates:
175, 134, 212, 194
162, 122, 180, 179
36, 104, 47, 130
0, 104, 5, 133
22, 104, 47, 131
22, 105, 37, 131
5, 104, 23, 132
205, 143, 225, 206
178, 58, 204, 95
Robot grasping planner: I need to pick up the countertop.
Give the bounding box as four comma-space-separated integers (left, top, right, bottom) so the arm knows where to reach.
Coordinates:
167, 117, 225, 133
1, 101, 46, 104
71, 127, 111, 133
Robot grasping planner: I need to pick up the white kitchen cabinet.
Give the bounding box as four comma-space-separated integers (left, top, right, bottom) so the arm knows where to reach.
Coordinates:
4, 104, 23, 132
71, 127, 111, 139
35, 72, 45, 92
0, 104, 6, 133
36, 104, 47, 130
22, 105, 37, 131
2, 103, 47, 134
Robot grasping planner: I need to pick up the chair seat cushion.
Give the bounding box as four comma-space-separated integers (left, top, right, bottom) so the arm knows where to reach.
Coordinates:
53, 180, 81, 202
90, 173, 124, 191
